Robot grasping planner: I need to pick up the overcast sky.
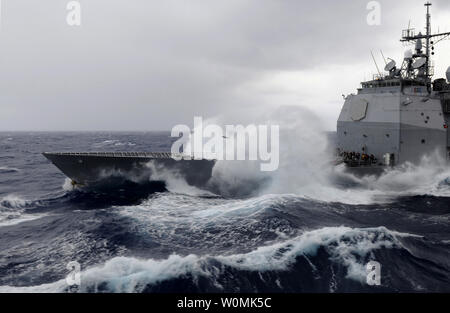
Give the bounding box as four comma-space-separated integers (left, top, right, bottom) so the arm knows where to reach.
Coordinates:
0, 0, 449, 131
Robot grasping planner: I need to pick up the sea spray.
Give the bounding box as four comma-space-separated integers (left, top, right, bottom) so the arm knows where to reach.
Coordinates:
205, 105, 450, 203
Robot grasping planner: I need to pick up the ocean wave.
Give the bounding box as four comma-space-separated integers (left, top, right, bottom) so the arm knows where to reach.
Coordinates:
0, 212, 48, 227
116, 193, 302, 253
145, 161, 215, 197
345, 154, 450, 200
0, 195, 34, 209
92, 140, 136, 148
0, 166, 20, 173
0, 226, 416, 293
0, 195, 45, 227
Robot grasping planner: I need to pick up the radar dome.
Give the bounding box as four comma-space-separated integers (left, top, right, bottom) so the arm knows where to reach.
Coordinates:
415, 37, 423, 51
446, 66, 450, 82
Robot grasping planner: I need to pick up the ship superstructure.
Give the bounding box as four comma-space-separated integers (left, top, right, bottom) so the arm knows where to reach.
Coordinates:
337, 2, 450, 167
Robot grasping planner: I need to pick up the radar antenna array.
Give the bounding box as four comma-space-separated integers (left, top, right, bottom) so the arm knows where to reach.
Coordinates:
399, 2, 450, 81
412, 57, 427, 69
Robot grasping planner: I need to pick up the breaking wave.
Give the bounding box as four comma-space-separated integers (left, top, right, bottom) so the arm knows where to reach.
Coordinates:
0, 195, 45, 227
0, 166, 20, 173
1, 226, 441, 293
145, 161, 215, 197
0, 195, 33, 209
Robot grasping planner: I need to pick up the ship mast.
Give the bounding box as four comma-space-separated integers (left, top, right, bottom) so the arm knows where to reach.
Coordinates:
425, 2, 431, 79
400, 2, 450, 83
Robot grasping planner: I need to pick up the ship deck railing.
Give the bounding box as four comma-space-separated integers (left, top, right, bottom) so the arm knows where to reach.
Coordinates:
43, 151, 191, 159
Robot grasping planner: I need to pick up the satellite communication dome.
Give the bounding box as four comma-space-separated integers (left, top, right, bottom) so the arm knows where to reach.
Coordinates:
446, 66, 450, 82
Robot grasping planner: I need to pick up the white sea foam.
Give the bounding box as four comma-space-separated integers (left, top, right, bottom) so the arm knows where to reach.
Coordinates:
114, 142, 136, 146
0, 195, 45, 227
0, 166, 20, 173
350, 153, 450, 199
0, 195, 32, 209
117, 193, 299, 250
62, 178, 75, 191
0, 213, 47, 227
205, 106, 450, 204
216, 226, 402, 282
93, 139, 135, 147
145, 161, 216, 197
0, 226, 412, 293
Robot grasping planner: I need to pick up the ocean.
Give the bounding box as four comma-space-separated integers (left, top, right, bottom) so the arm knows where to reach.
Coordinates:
0, 131, 449, 292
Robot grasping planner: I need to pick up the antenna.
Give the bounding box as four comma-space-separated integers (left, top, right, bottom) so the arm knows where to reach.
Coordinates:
380, 50, 387, 65
384, 59, 396, 72
370, 50, 382, 78
425, 2, 431, 78
400, 2, 450, 82
412, 57, 427, 69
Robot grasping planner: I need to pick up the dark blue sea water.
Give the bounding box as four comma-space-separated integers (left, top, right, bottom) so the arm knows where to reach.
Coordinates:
0, 132, 449, 292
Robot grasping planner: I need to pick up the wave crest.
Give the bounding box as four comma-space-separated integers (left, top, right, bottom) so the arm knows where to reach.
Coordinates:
0, 226, 413, 293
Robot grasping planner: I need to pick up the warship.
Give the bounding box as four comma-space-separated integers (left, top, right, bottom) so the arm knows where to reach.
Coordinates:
336, 2, 450, 173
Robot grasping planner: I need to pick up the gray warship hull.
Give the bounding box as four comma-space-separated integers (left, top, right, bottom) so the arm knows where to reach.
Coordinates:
337, 85, 450, 165
336, 3, 450, 172
43, 152, 215, 188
